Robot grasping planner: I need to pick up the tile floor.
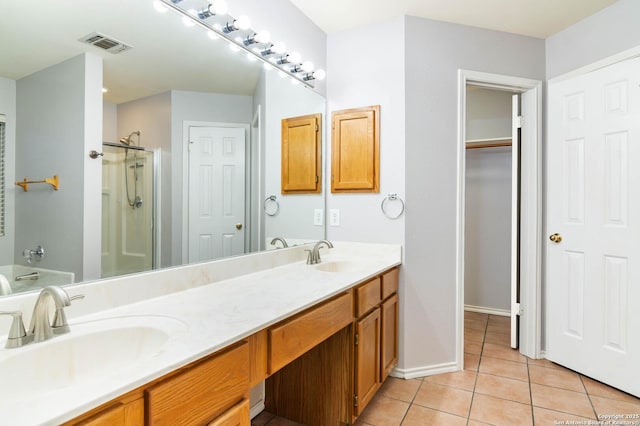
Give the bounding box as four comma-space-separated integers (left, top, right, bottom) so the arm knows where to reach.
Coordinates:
252, 311, 640, 425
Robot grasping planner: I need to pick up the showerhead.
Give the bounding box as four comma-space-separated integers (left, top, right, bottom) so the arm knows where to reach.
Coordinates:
119, 131, 140, 146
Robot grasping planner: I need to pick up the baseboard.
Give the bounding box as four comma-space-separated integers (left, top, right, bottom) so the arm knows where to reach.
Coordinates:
250, 401, 265, 419
465, 304, 510, 317
390, 361, 458, 380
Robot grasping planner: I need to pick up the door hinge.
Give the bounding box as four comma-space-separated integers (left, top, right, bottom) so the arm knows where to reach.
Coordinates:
514, 303, 523, 316
315, 175, 319, 183
354, 333, 359, 346
354, 394, 359, 407
515, 115, 523, 128
315, 123, 319, 132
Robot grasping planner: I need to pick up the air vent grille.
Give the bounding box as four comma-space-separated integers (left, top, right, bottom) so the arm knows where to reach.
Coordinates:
79, 32, 132, 54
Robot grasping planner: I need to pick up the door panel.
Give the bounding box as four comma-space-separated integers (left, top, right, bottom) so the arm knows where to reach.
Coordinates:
547, 57, 640, 396
188, 126, 246, 262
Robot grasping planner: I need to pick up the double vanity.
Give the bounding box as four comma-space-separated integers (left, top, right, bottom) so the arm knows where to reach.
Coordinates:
0, 241, 401, 425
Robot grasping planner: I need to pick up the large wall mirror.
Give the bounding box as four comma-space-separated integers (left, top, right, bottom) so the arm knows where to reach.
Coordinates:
0, 0, 326, 298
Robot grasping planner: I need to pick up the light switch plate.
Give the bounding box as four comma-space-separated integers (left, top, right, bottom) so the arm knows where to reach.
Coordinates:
314, 209, 324, 226
329, 209, 340, 226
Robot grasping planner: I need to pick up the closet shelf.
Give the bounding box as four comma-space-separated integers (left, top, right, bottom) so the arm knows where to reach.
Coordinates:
465, 137, 512, 150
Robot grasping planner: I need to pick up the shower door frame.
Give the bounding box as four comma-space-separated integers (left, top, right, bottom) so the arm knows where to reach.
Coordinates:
102, 142, 161, 273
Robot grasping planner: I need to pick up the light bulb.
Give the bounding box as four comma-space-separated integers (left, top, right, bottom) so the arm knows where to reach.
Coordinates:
207, 31, 218, 40
235, 15, 251, 30
255, 30, 271, 44
272, 42, 286, 54
211, 0, 228, 15
301, 61, 314, 72
314, 69, 326, 80
153, 0, 168, 13
288, 51, 301, 64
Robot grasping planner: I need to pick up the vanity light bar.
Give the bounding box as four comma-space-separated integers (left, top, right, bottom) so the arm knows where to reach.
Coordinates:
156, 0, 325, 88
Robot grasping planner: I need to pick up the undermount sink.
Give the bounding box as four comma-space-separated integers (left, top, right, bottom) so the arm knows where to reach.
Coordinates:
314, 261, 360, 273
0, 315, 186, 403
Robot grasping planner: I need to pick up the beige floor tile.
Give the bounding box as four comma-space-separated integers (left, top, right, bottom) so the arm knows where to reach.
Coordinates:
479, 356, 529, 382
467, 421, 493, 426
465, 311, 489, 321
582, 376, 640, 405
378, 377, 421, 403
465, 319, 488, 332
533, 406, 596, 424
488, 315, 510, 326
527, 358, 566, 370
486, 323, 510, 334
482, 342, 527, 363
590, 395, 640, 418
402, 405, 467, 426
465, 340, 484, 355
528, 364, 584, 393
357, 394, 409, 426
475, 372, 531, 404
469, 393, 533, 425
424, 369, 477, 391
530, 383, 595, 418
465, 353, 480, 371
484, 332, 511, 346
465, 329, 485, 343
413, 382, 473, 418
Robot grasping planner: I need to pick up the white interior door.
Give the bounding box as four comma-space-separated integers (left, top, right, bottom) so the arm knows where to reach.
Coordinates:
547, 57, 640, 396
188, 126, 246, 263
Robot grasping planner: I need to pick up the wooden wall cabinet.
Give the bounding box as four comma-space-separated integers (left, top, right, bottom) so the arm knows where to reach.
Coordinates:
281, 113, 322, 194
331, 105, 380, 193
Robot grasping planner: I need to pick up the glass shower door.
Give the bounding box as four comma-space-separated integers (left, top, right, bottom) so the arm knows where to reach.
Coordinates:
101, 144, 155, 278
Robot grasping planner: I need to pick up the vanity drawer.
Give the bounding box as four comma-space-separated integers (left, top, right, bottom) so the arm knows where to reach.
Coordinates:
268, 292, 353, 374
355, 277, 381, 317
381, 268, 399, 300
146, 342, 249, 425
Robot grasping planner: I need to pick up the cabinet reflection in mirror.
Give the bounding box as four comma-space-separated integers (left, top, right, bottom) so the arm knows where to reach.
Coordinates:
0, 0, 325, 297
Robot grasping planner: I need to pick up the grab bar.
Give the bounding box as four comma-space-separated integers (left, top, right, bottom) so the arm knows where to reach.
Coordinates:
15, 272, 40, 281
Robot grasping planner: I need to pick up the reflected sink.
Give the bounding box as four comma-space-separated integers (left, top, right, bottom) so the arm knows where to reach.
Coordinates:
314, 261, 360, 273
0, 315, 186, 403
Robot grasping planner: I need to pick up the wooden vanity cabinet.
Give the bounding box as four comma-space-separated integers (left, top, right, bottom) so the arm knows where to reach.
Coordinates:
70, 394, 144, 426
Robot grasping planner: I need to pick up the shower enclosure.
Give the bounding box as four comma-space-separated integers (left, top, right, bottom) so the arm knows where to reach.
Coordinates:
101, 143, 156, 278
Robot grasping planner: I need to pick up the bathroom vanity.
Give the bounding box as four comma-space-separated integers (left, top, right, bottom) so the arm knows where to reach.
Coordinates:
0, 242, 401, 425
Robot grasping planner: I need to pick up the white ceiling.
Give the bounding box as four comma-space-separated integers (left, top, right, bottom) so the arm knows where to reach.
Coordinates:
288, 0, 618, 38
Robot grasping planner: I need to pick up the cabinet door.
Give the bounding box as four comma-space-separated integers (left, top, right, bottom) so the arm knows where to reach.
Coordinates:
331, 105, 380, 193
281, 113, 322, 194
355, 307, 381, 416
208, 399, 250, 426
381, 294, 399, 381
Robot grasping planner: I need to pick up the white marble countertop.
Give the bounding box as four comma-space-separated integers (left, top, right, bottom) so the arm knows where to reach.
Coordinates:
0, 242, 401, 425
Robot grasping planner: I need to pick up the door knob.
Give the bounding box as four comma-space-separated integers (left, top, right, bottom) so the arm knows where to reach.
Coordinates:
236, 223, 243, 230
549, 233, 562, 243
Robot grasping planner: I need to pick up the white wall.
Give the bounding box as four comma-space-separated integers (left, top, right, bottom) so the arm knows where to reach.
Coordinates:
545, 0, 640, 79
264, 71, 326, 244
0, 78, 16, 264
170, 90, 253, 265
117, 92, 172, 267
15, 53, 103, 281
103, 102, 118, 143
403, 16, 544, 375
326, 17, 405, 245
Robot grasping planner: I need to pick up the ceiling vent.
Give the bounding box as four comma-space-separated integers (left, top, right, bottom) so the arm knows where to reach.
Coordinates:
79, 32, 132, 54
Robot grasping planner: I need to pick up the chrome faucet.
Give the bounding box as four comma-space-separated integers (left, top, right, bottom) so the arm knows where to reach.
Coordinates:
0, 286, 83, 348
22, 245, 45, 265
306, 240, 333, 265
270, 237, 289, 249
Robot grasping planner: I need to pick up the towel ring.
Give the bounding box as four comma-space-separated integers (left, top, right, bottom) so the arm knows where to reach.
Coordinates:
264, 195, 280, 216
381, 193, 405, 219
